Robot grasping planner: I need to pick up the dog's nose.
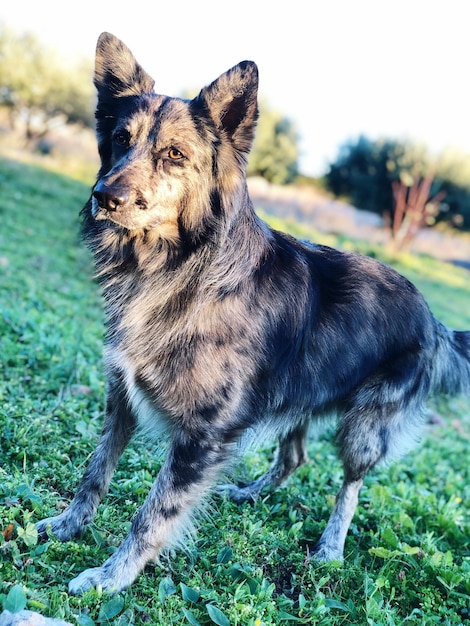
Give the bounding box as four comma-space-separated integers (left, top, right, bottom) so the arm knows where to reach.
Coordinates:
93, 182, 129, 212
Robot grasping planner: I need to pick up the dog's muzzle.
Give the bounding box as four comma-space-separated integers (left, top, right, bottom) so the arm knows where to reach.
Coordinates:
92, 179, 129, 216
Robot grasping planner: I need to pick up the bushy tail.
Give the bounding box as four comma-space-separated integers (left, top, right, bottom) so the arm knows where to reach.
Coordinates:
432, 323, 470, 396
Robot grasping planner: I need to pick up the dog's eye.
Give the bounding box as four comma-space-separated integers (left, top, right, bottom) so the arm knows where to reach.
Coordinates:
168, 147, 184, 160
114, 130, 130, 147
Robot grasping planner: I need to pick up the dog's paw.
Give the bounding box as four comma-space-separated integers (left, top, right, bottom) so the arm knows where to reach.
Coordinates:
215, 483, 258, 504
68, 564, 135, 595
68, 567, 107, 595
307, 541, 344, 564
35, 512, 83, 542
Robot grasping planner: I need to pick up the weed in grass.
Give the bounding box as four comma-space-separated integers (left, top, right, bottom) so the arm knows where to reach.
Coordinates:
1, 157, 469, 624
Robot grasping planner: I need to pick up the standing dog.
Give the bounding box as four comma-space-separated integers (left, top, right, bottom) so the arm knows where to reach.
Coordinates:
36, 32, 470, 594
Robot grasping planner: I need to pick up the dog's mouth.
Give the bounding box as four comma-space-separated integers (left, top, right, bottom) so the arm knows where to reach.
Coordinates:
91, 198, 117, 222
91, 198, 107, 219
90, 198, 133, 229
91, 187, 146, 227
91, 181, 148, 218
91, 196, 172, 234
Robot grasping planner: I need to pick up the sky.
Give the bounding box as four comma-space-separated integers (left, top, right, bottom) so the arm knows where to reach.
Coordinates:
1, 0, 470, 176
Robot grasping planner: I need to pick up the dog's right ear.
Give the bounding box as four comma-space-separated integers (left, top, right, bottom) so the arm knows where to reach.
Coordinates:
94, 32, 155, 101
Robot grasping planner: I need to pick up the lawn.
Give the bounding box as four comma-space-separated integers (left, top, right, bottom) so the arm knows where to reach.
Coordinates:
0, 156, 469, 625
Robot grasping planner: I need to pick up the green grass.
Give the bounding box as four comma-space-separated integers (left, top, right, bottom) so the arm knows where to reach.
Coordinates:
1, 157, 469, 625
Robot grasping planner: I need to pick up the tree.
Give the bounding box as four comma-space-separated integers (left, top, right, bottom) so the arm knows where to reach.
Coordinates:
0, 26, 94, 141
247, 100, 299, 184
390, 172, 445, 249
433, 149, 470, 230
326, 136, 430, 214
325, 136, 470, 236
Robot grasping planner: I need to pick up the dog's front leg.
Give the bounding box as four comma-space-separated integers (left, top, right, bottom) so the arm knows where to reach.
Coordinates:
67, 432, 228, 595
36, 376, 135, 541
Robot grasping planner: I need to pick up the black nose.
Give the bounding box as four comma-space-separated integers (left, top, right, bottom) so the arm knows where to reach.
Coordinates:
93, 181, 129, 212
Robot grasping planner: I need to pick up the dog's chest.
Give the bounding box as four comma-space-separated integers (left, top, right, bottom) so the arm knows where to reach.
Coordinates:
105, 345, 169, 434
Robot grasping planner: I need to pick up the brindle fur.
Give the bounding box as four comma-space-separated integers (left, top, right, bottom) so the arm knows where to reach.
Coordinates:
36, 32, 470, 594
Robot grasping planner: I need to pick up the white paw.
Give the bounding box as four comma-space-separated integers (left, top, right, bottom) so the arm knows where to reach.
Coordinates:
308, 541, 344, 563
68, 562, 137, 595
68, 567, 108, 595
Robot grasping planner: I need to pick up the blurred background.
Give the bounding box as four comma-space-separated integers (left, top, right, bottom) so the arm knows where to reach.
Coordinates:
1, 0, 470, 259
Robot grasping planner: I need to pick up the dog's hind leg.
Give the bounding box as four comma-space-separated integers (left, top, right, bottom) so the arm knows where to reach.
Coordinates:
310, 476, 363, 562
311, 402, 421, 562
36, 372, 136, 541
217, 421, 309, 503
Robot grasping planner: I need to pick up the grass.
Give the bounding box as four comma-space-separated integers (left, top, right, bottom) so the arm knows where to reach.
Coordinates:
0, 156, 469, 625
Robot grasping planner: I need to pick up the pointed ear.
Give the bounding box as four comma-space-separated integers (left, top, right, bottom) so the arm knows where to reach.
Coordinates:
194, 61, 259, 154
94, 32, 155, 101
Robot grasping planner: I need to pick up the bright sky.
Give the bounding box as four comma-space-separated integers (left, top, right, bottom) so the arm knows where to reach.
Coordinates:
2, 0, 470, 176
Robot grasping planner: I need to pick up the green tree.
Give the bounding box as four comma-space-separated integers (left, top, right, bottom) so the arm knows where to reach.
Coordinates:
434, 148, 470, 229
247, 100, 299, 184
326, 136, 470, 232
0, 26, 94, 141
326, 136, 430, 214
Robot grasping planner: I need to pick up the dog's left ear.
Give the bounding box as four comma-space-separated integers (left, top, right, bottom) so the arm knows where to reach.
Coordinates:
194, 61, 259, 154
94, 32, 155, 101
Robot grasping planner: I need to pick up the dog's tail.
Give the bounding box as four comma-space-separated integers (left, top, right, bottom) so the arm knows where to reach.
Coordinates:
431, 322, 470, 396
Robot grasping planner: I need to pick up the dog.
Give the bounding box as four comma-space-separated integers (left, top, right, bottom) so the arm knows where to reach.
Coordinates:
36, 32, 470, 595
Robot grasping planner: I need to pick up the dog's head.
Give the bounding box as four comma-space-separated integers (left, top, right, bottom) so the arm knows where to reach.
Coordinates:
90, 32, 258, 239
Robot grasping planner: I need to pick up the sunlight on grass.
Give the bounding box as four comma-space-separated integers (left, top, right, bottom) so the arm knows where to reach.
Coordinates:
397, 251, 470, 289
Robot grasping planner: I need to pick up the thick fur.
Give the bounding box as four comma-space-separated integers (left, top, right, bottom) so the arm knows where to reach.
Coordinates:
36, 32, 470, 594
